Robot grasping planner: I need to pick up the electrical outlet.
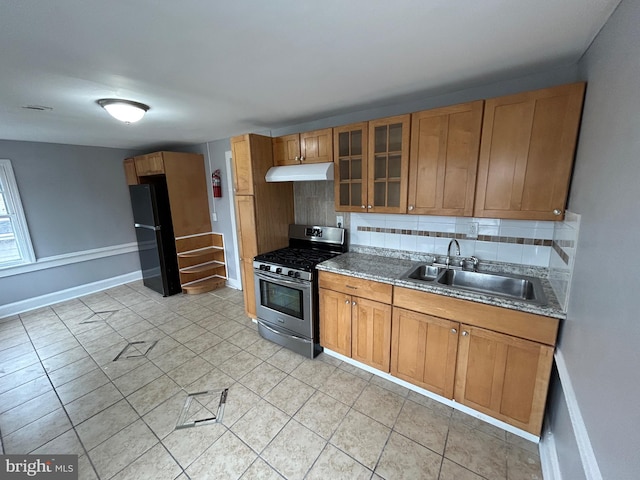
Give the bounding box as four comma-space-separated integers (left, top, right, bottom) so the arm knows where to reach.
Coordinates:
467, 222, 479, 239
336, 215, 344, 228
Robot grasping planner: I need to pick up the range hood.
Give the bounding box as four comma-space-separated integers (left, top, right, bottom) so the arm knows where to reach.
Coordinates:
265, 162, 334, 182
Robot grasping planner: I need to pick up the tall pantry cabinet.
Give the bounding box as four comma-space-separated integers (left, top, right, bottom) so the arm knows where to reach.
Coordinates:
230, 134, 295, 318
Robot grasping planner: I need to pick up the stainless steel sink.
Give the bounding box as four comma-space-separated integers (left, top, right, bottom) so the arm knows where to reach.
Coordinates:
406, 265, 444, 281
400, 264, 547, 304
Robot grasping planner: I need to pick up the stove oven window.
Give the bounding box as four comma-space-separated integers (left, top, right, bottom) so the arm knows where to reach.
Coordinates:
260, 279, 304, 319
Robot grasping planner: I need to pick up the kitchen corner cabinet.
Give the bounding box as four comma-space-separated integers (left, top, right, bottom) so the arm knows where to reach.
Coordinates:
408, 101, 483, 216
231, 133, 294, 318
319, 271, 393, 371
367, 114, 410, 213
474, 82, 586, 220
272, 128, 333, 166
455, 325, 554, 434
334, 122, 369, 212
390, 307, 459, 398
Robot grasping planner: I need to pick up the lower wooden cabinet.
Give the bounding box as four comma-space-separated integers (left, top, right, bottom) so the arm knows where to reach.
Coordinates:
319, 288, 352, 357
455, 324, 554, 434
390, 307, 459, 398
351, 297, 392, 372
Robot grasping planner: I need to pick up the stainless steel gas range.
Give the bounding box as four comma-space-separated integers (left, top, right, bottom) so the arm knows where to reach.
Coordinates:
253, 224, 347, 358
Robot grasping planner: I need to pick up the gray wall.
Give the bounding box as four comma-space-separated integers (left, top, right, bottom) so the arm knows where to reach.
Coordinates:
546, 0, 640, 478
0, 140, 142, 306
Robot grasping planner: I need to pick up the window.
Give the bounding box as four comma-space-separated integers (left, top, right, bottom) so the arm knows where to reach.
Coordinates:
0, 160, 35, 268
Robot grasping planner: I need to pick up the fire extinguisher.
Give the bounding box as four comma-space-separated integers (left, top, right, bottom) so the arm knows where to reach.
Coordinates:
212, 170, 222, 198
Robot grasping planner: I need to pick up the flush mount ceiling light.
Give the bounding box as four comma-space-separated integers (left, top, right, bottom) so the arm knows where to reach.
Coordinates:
97, 98, 149, 124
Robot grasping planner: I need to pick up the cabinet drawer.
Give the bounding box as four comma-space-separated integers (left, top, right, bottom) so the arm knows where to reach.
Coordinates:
319, 271, 392, 304
393, 286, 558, 346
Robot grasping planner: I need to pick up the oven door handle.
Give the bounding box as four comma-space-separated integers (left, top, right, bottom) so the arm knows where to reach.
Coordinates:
258, 320, 312, 344
254, 271, 311, 290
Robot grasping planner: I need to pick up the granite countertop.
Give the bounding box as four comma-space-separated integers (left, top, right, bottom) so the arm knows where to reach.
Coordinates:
317, 251, 566, 320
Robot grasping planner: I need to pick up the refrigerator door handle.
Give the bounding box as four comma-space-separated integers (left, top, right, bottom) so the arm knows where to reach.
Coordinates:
134, 223, 161, 231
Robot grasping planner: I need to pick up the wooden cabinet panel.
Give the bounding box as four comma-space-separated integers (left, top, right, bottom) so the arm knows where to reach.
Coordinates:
334, 122, 369, 212
318, 271, 392, 304
352, 298, 392, 372
367, 114, 410, 213
319, 288, 352, 356
134, 152, 164, 176
474, 82, 585, 220
408, 101, 483, 216
300, 128, 333, 164
231, 135, 256, 195
240, 259, 257, 319
123, 158, 139, 185
454, 324, 554, 434
391, 307, 459, 398
272, 129, 333, 166
163, 152, 210, 238
272, 134, 301, 166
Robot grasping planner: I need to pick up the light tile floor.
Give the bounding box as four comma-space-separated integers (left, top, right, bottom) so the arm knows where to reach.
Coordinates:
0, 282, 543, 480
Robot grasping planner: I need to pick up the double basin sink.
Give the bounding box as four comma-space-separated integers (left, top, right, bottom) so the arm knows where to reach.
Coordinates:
401, 264, 547, 305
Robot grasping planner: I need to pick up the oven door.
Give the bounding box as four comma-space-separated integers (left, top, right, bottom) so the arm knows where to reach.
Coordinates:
254, 270, 313, 338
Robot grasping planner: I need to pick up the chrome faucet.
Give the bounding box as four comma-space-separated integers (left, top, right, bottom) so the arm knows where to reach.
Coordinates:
446, 239, 460, 268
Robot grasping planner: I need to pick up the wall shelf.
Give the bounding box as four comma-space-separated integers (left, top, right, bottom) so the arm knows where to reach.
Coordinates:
175, 232, 227, 294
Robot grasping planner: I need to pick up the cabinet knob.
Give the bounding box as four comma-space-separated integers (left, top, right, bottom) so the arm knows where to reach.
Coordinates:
300, 156, 305, 162
461, 331, 469, 336
345, 300, 350, 305
553, 209, 562, 216
295, 156, 300, 162
451, 328, 457, 334
361, 205, 366, 209
367, 205, 372, 209
352, 301, 357, 306
408, 205, 414, 211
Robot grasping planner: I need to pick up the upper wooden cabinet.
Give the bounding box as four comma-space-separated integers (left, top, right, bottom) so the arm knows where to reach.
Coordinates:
408, 101, 483, 216
123, 158, 139, 186
272, 128, 333, 166
334, 122, 369, 212
474, 82, 586, 220
134, 152, 165, 176
367, 114, 411, 213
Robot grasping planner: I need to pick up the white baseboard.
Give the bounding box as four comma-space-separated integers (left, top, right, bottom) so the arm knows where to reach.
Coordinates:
538, 351, 603, 480
0, 271, 142, 318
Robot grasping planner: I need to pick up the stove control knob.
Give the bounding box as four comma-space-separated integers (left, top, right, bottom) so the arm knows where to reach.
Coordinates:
294, 272, 300, 279
261, 265, 270, 271
275, 267, 282, 274
259, 264, 266, 270
287, 270, 294, 276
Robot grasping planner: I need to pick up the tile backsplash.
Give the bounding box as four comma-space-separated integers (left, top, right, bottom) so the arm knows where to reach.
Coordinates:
350, 213, 554, 267
549, 211, 581, 312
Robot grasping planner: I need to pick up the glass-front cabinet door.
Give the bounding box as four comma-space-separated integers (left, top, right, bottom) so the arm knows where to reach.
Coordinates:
334, 122, 369, 212
367, 114, 410, 213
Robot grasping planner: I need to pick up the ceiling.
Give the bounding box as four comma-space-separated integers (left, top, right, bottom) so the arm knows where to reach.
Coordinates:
0, 0, 620, 151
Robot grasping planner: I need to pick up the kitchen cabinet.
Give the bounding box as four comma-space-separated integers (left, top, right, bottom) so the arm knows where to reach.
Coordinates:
231, 133, 294, 318
474, 82, 585, 220
125, 151, 222, 294
367, 114, 410, 213
455, 324, 554, 435
319, 271, 393, 371
272, 128, 333, 166
407, 101, 483, 216
390, 307, 459, 398
334, 122, 368, 212
393, 286, 558, 435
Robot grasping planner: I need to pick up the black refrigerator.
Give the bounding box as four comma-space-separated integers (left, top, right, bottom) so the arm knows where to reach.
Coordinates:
129, 182, 181, 296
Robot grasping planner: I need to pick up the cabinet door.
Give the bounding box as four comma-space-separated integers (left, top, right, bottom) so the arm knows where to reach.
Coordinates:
300, 128, 333, 164
455, 324, 554, 435
367, 114, 410, 213
272, 134, 301, 166
408, 101, 483, 216
231, 135, 255, 195
352, 297, 392, 372
319, 288, 352, 356
334, 123, 368, 212
123, 158, 139, 185
134, 152, 165, 176
391, 308, 459, 398
474, 82, 585, 220
234, 195, 258, 318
